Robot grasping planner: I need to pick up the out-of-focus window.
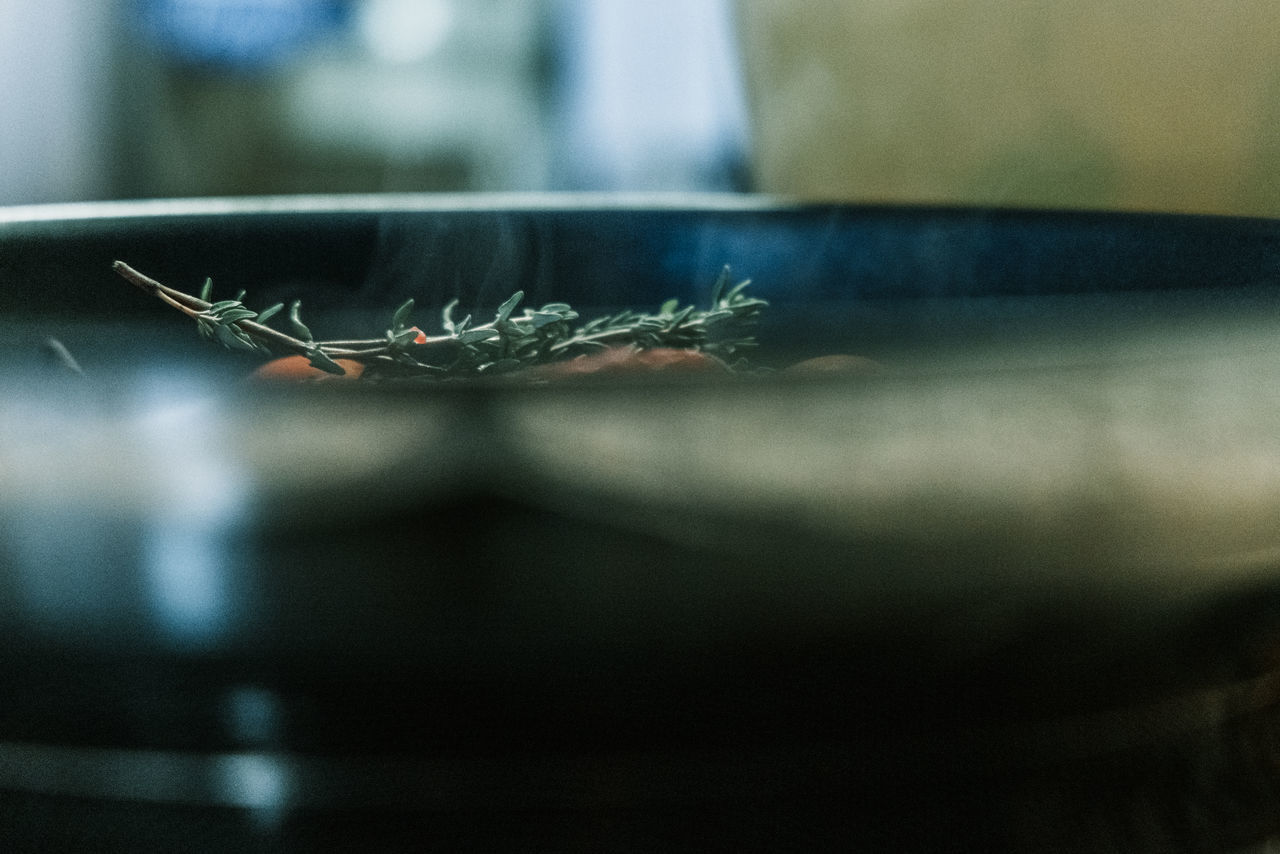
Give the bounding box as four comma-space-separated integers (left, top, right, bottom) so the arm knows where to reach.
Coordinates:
547, 0, 751, 192
0, 0, 121, 204
0, 0, 752, 203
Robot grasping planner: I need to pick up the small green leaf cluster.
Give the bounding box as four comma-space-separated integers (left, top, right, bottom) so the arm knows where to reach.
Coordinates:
193, 278, 277, 354
281, 300, 347, 374
386, 298, 419, 344
556, 266, 767, 364
178, 265, 766, 381
421, 291, 582, 375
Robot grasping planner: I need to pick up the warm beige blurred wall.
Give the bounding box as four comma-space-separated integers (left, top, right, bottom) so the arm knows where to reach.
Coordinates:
736, 2, 1280, 215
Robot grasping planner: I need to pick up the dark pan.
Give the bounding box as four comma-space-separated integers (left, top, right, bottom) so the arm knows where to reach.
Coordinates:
2, 195, 1280, 851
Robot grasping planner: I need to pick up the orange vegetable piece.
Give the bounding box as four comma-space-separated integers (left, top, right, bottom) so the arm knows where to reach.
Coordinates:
251, 355, 365, 382
530, 347, 726, 378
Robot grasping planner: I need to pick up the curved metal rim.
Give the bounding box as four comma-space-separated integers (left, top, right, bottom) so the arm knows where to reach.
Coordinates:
0, 192, 800, 226
1, 192, 1273, 227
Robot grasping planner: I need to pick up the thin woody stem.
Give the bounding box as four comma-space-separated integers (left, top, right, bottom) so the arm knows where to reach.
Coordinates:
113, 260, 453, 361
152, 288, 202, 319
114, 260, 762, 380
114, 261, 311, 354
112, 261, 207, 312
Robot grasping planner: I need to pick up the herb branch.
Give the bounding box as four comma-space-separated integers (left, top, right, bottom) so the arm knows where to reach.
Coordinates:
113, 261, 767, 380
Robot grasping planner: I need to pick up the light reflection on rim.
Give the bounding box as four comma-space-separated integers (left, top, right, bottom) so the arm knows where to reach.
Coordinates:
0, 192, 796, 225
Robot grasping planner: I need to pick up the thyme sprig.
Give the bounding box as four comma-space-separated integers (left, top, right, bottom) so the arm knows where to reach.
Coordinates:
113, 261, 766, 379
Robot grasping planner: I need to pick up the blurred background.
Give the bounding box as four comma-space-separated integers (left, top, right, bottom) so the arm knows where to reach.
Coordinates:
4, 0, 1280, 215
0, 0, 751, 202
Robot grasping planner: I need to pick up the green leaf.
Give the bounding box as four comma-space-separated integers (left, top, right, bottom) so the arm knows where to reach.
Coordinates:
199, 278, 213, 302
391, 298, 415, 331
233, 289, 246, 302
495, 290, 524, 322
536, 307, 578, 323
495, 319, 527, 337
216, 306, 257, 324
256, 302, 284, 324
441, 298, 459, 333
665, 304, 695, 330
289, 300, 313, 341
709, 266, 730, 306
725, 278, 754, 302
530, 311, 566, 328
214, 322, 257, 352
306, 348, 346, 375
659, 298, 679, 315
